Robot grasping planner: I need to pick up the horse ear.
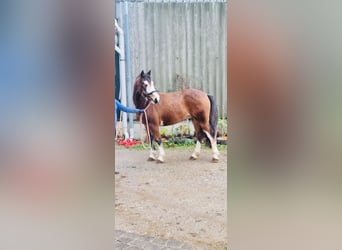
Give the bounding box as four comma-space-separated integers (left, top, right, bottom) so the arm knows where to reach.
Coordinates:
147, 70, 151, 76
140, 70, 144, 77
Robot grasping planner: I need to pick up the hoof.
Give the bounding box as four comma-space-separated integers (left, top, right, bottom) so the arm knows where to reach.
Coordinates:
147, 157, 156, 161
189, 156, 198, 160
156, 159, 164, 163
212, 158, 219, 163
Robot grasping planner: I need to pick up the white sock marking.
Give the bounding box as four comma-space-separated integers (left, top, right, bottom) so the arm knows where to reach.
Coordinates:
204, 130, 219, 160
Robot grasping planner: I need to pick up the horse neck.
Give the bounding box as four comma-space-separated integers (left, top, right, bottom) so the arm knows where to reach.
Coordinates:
135, 94, 150, 109
141, 101, 151, 110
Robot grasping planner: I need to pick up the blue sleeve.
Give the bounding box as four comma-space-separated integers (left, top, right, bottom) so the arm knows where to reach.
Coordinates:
115, 99, 142, 113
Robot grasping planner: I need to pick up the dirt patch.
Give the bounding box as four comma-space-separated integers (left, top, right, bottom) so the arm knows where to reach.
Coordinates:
115, 146, 227, 249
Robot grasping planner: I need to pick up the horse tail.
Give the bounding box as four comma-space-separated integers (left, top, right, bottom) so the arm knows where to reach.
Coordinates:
208, 95, 218, 139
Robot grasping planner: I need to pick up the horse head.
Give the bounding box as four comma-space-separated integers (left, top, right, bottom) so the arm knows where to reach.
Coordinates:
133, 70, 160, 107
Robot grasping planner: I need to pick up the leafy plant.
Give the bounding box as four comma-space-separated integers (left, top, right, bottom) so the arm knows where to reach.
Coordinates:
160, 128, 170, 138
218, 118, 227, 137
174, 124, 191, 137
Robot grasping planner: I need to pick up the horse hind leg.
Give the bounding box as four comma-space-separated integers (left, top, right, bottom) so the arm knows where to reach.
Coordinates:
203, 130, 220, 162
190, 140, 201, 160
190, 121, 202, 160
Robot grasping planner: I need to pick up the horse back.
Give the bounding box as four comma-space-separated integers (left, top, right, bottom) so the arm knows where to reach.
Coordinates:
152, 89, 210, 126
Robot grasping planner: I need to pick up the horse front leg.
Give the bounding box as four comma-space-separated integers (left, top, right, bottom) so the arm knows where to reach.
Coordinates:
147, 132, 157, 161
155, 137, 165, 163
148, 123, 165, 163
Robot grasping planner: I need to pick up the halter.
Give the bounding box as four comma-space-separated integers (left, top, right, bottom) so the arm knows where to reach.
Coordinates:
141, 83, 159, 102
143, 89, 158, 100
146, 89, 158, 96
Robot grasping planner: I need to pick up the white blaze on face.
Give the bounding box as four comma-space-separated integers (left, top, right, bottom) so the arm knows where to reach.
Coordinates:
144, 80, 160, 103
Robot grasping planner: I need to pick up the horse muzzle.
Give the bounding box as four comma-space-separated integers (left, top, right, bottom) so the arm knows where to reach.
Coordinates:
153, 96, 160, 103
149, 91, 160, 104
145, 90, 160, 104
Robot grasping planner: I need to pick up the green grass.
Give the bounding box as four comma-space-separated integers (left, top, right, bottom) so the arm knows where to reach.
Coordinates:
130, 140, 227, 151
217, 144, 227, 151
128, 143, 149, 150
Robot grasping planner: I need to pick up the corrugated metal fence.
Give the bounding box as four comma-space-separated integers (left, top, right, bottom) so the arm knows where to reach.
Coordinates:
122, 1, 227, 117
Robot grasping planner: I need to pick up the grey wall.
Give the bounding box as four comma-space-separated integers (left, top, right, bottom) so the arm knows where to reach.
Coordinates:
122, 1, 227, 117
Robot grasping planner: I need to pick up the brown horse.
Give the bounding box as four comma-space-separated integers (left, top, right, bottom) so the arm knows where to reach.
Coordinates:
133, 70, 219, 163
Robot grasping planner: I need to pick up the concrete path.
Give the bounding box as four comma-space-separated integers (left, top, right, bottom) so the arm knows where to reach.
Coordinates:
115, 230, 207, 250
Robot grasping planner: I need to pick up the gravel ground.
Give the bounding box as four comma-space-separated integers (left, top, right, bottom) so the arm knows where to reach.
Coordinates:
115, 145, 227, 249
